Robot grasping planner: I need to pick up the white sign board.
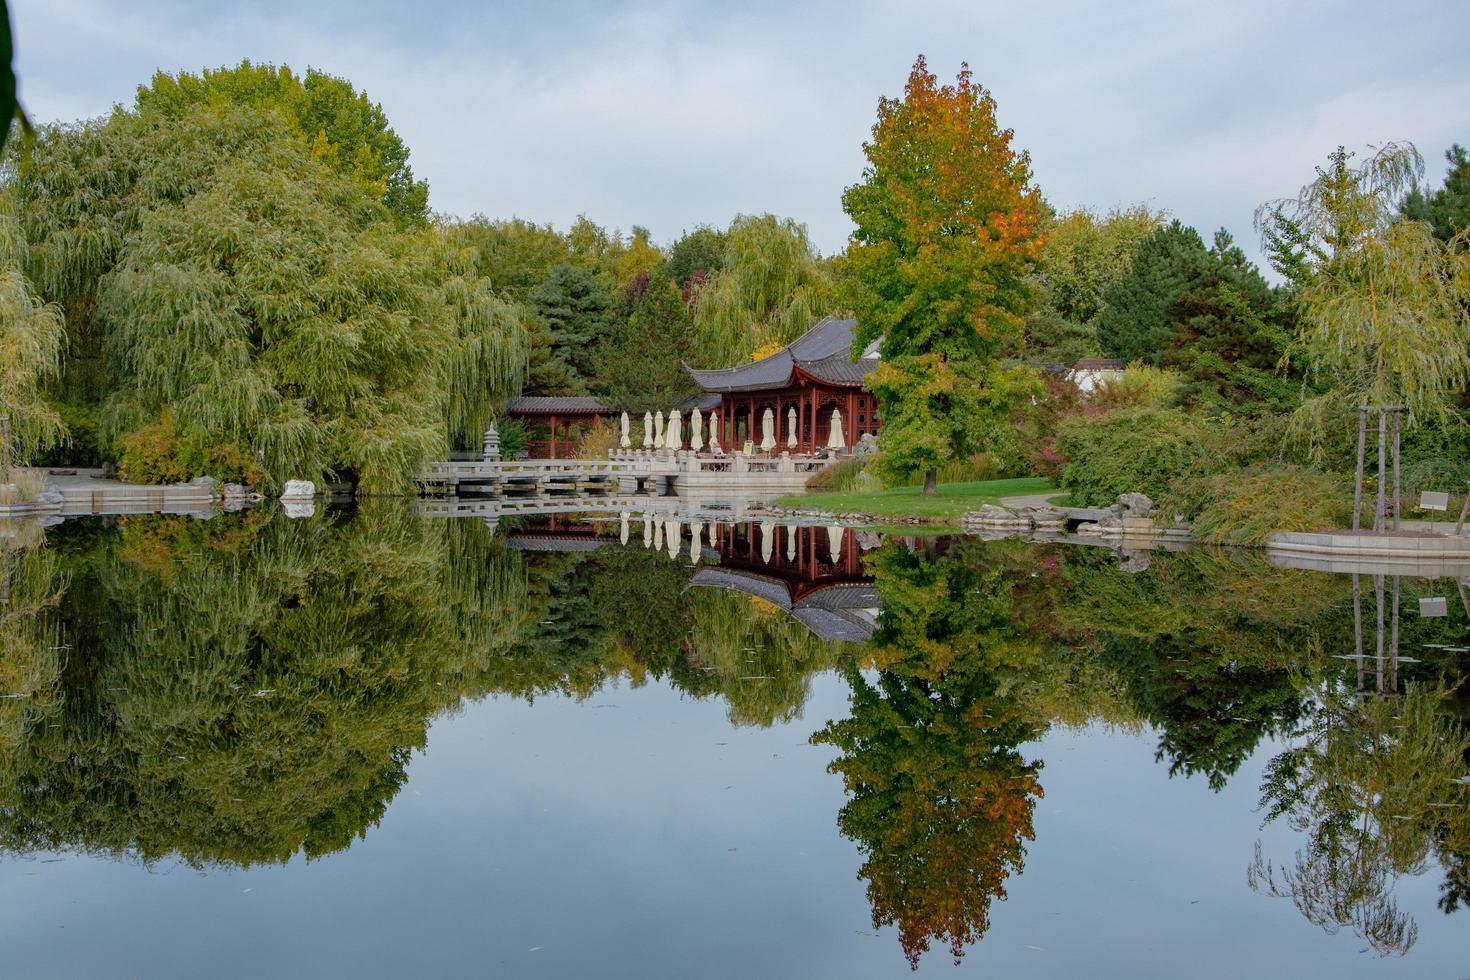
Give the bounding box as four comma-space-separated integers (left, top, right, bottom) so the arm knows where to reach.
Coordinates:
1419, 596, 1448, 618
1420, 490, 1450, 512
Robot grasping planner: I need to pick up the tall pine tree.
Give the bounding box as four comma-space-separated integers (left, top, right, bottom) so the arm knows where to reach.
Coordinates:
524, 261, 611, 395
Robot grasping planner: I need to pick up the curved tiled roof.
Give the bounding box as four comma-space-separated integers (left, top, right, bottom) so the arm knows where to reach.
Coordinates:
505, 396, 614, 414
684, 567, 878, 642
684, 317, 876, 393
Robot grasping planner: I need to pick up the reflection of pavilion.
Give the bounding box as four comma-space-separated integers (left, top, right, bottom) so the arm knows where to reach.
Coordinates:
688, 523, 880, 643
503, 516, 881, 643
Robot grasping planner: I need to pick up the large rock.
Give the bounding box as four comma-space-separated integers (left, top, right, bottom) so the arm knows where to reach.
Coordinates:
852, 432, 879, 462
280, 480, 315, 501
1116, 492, 1153, 518
189, 475, 219, 496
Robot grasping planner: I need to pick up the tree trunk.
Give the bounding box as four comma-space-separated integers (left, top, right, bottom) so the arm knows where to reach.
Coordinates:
922, 468, 938, 496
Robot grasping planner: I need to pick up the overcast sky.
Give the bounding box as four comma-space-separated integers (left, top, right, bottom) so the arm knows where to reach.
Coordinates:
13, 0, 1470, 266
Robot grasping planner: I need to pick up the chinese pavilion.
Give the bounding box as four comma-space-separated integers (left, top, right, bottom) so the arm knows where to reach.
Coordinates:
682, 316, 881, 454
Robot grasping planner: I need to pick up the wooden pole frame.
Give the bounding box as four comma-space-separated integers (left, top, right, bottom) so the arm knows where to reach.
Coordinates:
1375, 409, 1387, 533
1353, 406, 1367, 531
1391, 408, 1402, 532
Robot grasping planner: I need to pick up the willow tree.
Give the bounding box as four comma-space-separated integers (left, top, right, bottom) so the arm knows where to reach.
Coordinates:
1251, 684, 1470, 956
689, 214, 835, 366
10, 90, 524, 489
1261, 144, 1470, 421
843, 57, 1045, 494
0, 503, 530, 867
0, 209, 65, 469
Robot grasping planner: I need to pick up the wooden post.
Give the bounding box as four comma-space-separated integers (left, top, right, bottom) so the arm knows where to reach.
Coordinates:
1353, 406, 1367, 530
1389, 575, 1400, 693
1391, 407, 1401, 532
846, 390, 856, 455
1352, 572, 1363, 692
1375, 409, 1386, 533
1374, 573, 1385, 692
549, 414, 558, 460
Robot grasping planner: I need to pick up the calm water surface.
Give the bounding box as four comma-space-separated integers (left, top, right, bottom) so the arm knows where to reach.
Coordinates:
0, 505, 1465, 978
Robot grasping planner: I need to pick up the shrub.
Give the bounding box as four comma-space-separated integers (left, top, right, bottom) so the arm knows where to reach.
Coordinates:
806, 456, 864, 493
574, 419, 620, 460
117, 418, 192, 485
1164, 464, 1352, 544
117, 412, 266, 486
498, 419, 529, 457
1056, 407, 1215, 506
0, 469, 45, 505
1092, 362, 1185, 411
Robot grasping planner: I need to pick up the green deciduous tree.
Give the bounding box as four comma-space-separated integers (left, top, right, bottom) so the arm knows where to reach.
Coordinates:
446, 217, 570, 302
843, 56, 1044, 493
666, 224, 728, 290
1026, 205, 1163, 362
135, 60, 429, 223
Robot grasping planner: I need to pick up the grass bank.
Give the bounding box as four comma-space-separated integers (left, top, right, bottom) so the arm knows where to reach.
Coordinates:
778, 477, 1056, 521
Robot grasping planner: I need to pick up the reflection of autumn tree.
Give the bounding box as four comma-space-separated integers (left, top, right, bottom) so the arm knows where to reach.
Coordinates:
1251, 684, 1470, 956
815, 539, 1045, 968
0, 504, 529, 867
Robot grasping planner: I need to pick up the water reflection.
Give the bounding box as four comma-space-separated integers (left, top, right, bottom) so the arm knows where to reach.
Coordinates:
0, 505, 1467, 971
814, 538, 1046, 967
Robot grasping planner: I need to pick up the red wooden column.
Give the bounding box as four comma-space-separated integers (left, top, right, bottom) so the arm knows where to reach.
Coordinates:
549, 414, 558, 459
846, 391, 856, 452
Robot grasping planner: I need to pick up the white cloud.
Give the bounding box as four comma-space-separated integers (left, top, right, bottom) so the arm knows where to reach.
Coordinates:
12, 0, 1470, 267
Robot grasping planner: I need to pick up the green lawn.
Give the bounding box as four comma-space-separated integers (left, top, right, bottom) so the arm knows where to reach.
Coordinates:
778, 477, 1056, 520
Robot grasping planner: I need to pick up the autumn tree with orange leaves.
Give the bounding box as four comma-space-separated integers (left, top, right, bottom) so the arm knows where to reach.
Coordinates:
844, 56, 1045, 493
813, 538, 1046, 968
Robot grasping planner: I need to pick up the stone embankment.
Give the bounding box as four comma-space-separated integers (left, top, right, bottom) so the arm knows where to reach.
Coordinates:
1, 469, 281, 519
963, 492, 1190, 541
965, 491, 1470, 564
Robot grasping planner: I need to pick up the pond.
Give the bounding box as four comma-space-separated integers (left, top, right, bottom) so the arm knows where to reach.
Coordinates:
0, 505, 1465, 977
